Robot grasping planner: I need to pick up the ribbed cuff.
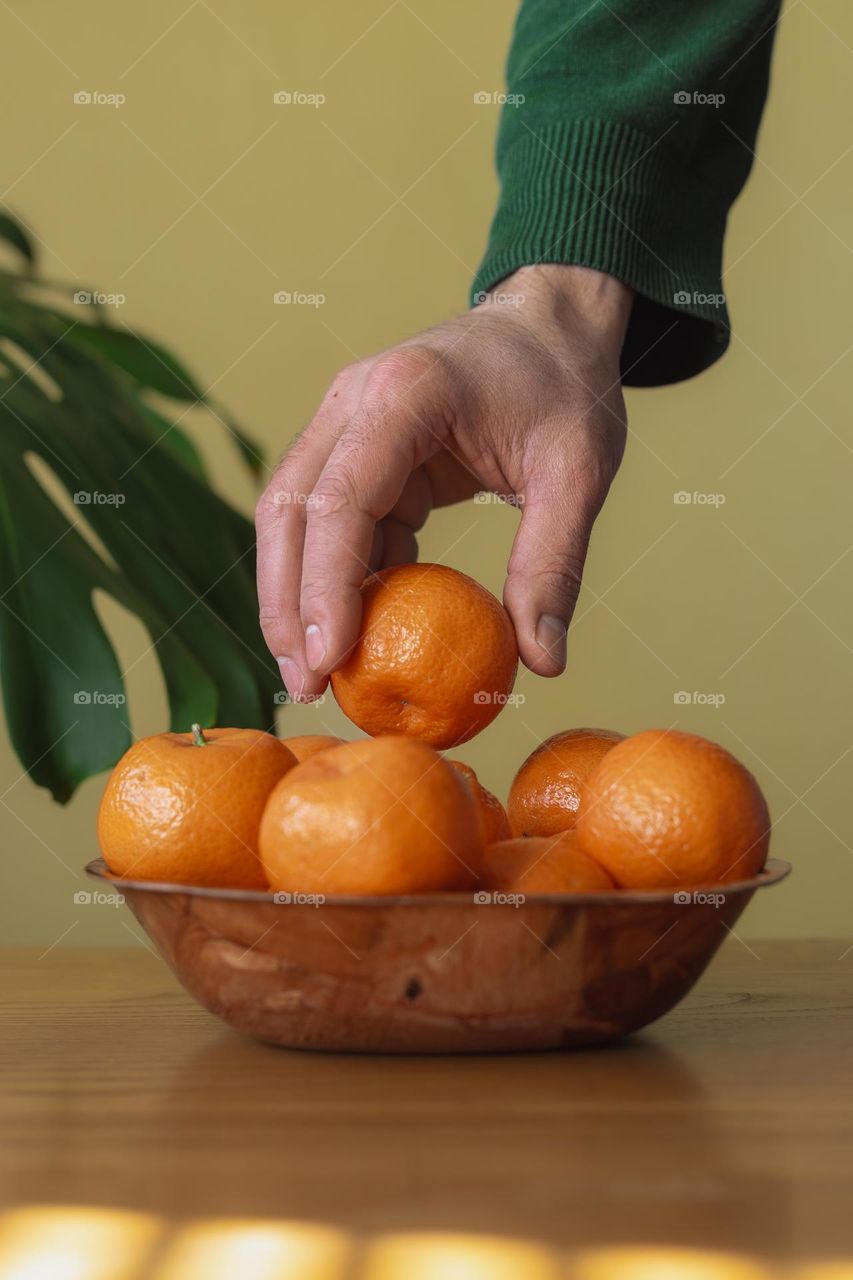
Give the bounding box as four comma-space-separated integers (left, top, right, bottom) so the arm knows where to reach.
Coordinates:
472, 119, 732, 386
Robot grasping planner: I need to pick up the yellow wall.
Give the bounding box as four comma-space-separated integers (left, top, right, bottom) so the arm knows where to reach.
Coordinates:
1, 0, 850, 944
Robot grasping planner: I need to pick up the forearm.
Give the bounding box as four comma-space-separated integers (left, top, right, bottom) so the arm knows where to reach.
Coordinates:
475, 1, 783, 385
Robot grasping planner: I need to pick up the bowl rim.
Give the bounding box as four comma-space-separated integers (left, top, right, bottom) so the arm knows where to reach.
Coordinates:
84, 856, 791, 907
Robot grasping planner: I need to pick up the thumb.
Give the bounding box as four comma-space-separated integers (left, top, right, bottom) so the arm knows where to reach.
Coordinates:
503, 480, 596, 676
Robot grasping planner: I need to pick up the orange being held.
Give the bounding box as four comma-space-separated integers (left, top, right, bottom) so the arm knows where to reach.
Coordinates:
576, 728, 771, 889
98, 724, 296, 889
508, 727, 624, 837
330, 563, 518, 750
260, 735, 483, 896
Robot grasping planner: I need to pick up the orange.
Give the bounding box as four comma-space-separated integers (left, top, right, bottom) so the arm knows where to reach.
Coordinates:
508, 728, 624, 837
282, 734, 344, 763
449, 760, 511, 845
330, 563, 518, 750
98, 724, 296, 889
576, 728, 771, 889
482, 831, 614, 894
260, 735, 483, 895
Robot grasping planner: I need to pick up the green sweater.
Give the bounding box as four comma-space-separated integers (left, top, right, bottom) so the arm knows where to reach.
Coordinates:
472, 1, 782, 385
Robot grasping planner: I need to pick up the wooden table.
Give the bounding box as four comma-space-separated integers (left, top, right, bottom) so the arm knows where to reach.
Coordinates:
1, 940, 851, 1278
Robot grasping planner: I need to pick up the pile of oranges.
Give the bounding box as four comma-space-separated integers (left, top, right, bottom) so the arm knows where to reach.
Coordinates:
98, 565, 771, 897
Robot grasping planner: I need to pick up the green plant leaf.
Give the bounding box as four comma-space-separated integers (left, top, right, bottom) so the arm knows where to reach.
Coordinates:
67, 324, 205, 400
0, 209, 35, 268
66, 322, 267, 476
0, 253, 280, 802
212, 408, 267, 479
134, 397, 208, 482
0, 455, 129, 801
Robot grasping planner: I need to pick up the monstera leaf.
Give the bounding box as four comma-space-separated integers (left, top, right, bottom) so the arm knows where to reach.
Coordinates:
0, 210, 280, 802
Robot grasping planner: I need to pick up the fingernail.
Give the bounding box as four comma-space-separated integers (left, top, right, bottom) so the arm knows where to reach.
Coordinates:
536, 614, 567, 669
304, 624, 326, 672
277, 657, 304, 701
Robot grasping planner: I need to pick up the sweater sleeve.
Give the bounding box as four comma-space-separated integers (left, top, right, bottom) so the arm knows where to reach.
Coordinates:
471, 1, 782, 385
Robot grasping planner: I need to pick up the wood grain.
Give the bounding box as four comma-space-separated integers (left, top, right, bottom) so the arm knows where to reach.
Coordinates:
1, 940, 851, 1270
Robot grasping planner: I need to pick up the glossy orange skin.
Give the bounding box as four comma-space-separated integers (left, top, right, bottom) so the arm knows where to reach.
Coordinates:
330, 564, 518, 750
508, 728, 624, 837
577, 728, 771, 889
482, 831, 615, 894
260, 736, 483, 896
449, 760, 511, 845
98, 728, 296, 889
282, 734, 344, 763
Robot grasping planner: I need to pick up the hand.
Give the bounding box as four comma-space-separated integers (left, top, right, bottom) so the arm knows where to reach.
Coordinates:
256, 263, 633, 703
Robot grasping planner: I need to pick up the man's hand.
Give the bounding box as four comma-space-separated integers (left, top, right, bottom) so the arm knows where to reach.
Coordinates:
256, 264, 633, 702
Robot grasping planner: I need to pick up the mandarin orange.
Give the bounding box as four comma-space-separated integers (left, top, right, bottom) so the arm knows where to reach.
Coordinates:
330, 564, 518, 750
508, 727, 624, 837
576, 728, 771, 888
259, 735, 482, 895
98, 724, 296, 888
481, 831, 614, 894
449, 760, 511, 845
282, 734, 344, 763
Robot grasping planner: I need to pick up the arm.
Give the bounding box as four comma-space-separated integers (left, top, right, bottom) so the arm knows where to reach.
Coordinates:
256, 3, 781, 700
475, 0, 783, 384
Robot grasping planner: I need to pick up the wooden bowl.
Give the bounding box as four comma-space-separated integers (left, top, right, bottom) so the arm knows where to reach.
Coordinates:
86, 858, 790, 1053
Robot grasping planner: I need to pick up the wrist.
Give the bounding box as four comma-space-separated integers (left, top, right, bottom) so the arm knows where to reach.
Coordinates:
479, 264, 633, 359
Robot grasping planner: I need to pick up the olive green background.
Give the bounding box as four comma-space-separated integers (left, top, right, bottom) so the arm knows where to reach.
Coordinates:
1, 0, 850, 945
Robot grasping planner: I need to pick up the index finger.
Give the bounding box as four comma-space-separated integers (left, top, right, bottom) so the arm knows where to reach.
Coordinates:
255, 366, 367, 699
299, 369, 444, 674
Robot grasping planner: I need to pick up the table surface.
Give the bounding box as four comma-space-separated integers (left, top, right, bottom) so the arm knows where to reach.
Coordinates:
2, 939, 851, 1274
